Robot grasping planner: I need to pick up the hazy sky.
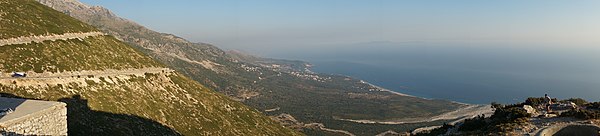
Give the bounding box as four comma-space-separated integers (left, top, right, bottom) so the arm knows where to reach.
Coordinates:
80, 0, 600, 54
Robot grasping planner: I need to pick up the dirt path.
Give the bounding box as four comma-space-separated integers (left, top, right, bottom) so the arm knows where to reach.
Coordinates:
0, 32, 105, 46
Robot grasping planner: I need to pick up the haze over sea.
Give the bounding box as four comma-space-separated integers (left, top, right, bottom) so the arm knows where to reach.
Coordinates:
267, 42, 600, 104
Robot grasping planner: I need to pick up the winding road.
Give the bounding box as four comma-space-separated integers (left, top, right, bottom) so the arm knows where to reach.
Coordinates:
0, 32, 105, 46
0, 68, 173, 80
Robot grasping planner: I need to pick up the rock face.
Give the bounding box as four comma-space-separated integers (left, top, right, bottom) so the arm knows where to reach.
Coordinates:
523, 105, 539, 117
37, 0, 118, 19
0, 97, 67, 136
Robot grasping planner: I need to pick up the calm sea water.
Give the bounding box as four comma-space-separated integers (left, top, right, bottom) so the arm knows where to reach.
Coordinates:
268, 42, 600, 104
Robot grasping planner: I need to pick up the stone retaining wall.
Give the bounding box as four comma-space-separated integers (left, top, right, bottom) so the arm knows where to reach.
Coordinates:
0, 101, 67, 136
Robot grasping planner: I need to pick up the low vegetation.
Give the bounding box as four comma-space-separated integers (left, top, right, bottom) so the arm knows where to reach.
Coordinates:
1, 73, 300, 135
0, 0, 97, 39
0, 35, 161, 73
560, 102, 600, 120
442, 102, 530, 135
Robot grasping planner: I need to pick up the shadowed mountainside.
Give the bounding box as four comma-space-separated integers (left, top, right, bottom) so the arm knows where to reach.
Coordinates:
58, 95, 180, 136
1, 93, 179, 135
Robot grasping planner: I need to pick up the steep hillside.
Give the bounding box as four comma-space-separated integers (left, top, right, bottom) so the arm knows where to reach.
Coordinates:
36, 0, 465, 135
0, 0, 300, 135
0, 0, 96, 39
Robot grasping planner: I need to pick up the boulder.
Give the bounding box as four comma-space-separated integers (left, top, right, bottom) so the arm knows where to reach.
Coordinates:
523, 105, 539, 117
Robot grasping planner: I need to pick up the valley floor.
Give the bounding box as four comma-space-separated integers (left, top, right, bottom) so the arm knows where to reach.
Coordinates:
336, 104, 493, 125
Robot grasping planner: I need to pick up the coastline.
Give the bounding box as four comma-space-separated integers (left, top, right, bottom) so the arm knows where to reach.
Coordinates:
334, 104, 494, 125
306, 61, 492, 127
359, 79, 470, 106
335, 76, 495, 125
359, 80, 414, 97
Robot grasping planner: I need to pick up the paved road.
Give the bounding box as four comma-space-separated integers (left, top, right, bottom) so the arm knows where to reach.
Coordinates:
0, 32, 105, 46
0, 68, 173, 80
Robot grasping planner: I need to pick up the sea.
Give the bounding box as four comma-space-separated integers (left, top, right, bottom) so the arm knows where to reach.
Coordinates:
267, 42, 600, 104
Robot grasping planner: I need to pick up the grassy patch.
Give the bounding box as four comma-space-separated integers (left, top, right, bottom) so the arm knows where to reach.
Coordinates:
0, 36, 161, 73
0, 0, 97, 39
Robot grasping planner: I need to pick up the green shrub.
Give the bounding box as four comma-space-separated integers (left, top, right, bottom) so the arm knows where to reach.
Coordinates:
559, 101, 600, 120
560, 109, 600, 119
0, 0, 97, 39
561, 98, 588, 106
585, 102, 600, 110
525, 97, 544, 106
524, 97, 556, 106
459, 115, 487, 131
451, 102, 530, 134
414, 123, 454, 136
490, 107, 530, 123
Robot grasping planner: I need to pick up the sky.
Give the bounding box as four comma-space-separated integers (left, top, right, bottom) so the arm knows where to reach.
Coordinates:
79, 0, 600, 55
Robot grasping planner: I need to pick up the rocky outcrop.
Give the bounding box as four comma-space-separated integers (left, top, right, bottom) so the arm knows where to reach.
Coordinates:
36, 0, 225, 61
523, 105, 540, 117
37, 0, 119, 19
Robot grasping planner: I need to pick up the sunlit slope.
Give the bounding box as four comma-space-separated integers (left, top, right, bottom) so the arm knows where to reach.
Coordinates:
0, 35, 162, 73
0, 0, 96, 39
0, 0, 300, 135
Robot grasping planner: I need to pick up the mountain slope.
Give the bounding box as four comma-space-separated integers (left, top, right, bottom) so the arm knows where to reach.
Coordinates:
35, 0, 465, 135
0, 0, 300, 135
0, 0, 96, 39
